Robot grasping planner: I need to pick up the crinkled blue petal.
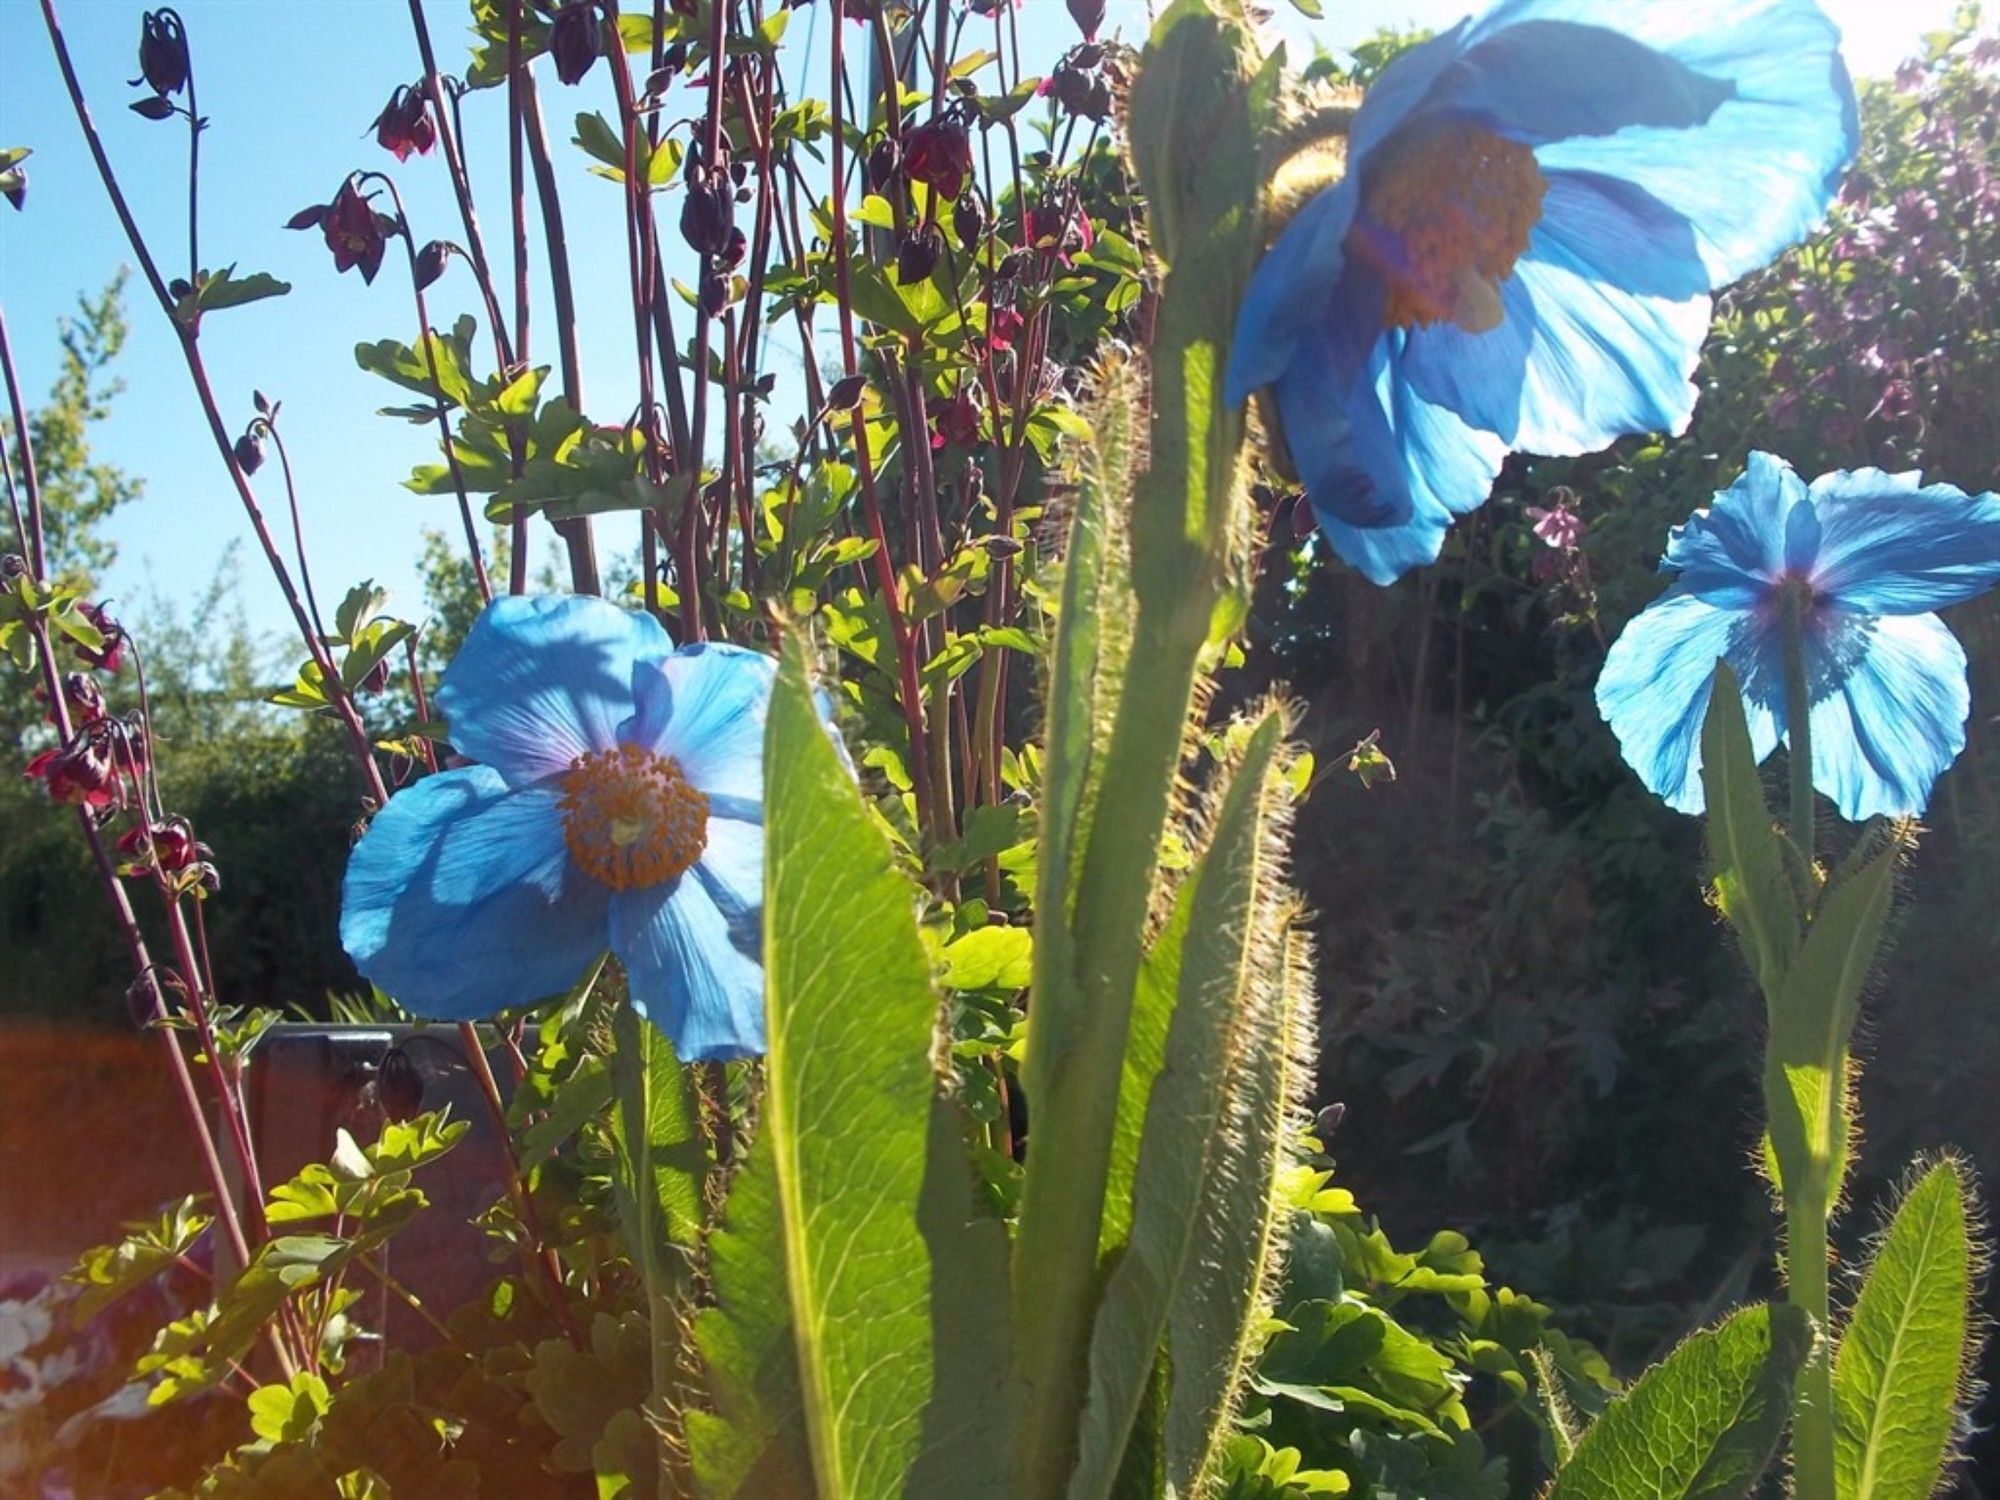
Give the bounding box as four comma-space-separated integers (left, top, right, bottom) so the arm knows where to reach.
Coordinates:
1284, 338, 1510, 585
1530, 0, 1856, 286
1225, 177, 1364, 405
613, 876, 764, 1063
1662, 452, 1805, 607
692, 816, 762, 936
1414, 19, 1733, 147
1803, 470, 2000, 614
1398, 172, 1710, 450
340, 766, 611, 1019
1804, 611, 1969, 819
437, 595, 673, 786
1596, 587, 1784, 813
624, 642, 776, 807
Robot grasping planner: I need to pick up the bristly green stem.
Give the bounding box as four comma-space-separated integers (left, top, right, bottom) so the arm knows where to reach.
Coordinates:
611, 1002, 678, 1496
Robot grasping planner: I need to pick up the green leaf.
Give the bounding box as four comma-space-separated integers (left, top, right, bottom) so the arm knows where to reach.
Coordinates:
691, 641, 1007, 1498
609, 1001, 707, 1263
192, 265, 291, 315
1700, 662, 1803, 997
68, 1198, 211, 1321
248, 1372, 331, 1444
1834, 1158, 1979, 1500
1071, 711, 1288, 1499
1546, 1303, 1812, 1500
1763, 822, 1904, 1202
940, 925, 1033, 990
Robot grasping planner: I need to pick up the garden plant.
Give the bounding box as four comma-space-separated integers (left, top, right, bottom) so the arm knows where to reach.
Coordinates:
1, 0, 1996, 1496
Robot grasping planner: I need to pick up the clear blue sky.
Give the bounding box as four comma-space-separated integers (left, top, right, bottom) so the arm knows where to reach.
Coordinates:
0, 0, 1960, 649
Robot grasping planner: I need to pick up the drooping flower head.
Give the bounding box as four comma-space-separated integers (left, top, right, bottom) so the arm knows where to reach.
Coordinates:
340, 596, 780, 1062
287, 179, 396, 285
1597, 453, 2000, 820
1227, 0, 1859, 584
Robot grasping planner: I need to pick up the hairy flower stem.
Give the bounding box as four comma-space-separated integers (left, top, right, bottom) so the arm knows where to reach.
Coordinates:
610, 1003, 679, 1495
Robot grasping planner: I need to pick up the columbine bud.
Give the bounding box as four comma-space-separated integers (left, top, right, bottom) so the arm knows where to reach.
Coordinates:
699, 270, 729, 317
1050, 61, 1110, 121
233, 430, 265, 475
371, 84, 437, 163
896, 223, 942, 285
75, 602, 128, 673
359, 658, 391, 696
1066, 0, 1106, 40
902, 117, 972, 201
826, 373, 866, 412
866, 137, 901, 194
134, 10, 189, 98
952, 193, 985, 252
61, 673, 105, 722
717, 226, 748, 274
413, 239, 455, 291
375, 1046, 425, 1123
549, 3, 603, 86
680, 171, 736, 258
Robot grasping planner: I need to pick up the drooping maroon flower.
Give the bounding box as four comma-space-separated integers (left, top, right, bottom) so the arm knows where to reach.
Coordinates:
133, 10, 189, 98
116, 820, 202, 876
24, 721, 125, 811
896, 224, 943, 285
930, 389, 981, 449
371, 84, 436, 163
680, 168, 736, 258
549, 3, 604, 86
903, 117, 972, 202
288, 180, 394, 284
1525, 499, 1584, 553
1028, 200, 1093, 268
987, 305, 1024, 353
74, 601, 127, 673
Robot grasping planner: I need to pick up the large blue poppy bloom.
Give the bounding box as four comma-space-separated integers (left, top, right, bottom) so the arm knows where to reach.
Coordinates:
340, 595, 775, 1061
1226, 0, 1859, 584
1597, 453, 2000, 820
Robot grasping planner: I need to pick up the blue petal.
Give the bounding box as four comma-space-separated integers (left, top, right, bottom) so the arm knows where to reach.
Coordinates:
1415, 19, 1734, 146
613, 876, 764, 1063
1596, 588, 1783, 813
624, 642, 776, 807
1284, 338, 1510, 585
340, 766, 611, 1019
1225, 177, 1363, 404
1803, 470, 2000, 614
1530, 0, 1856, 286
693, 816, 763, 938
1397, 172, 1711, 450
437, 596, 673, 786
1662, 452, 1805, 607
1345, 17, 1480, 161
1804, 611, 1969, 820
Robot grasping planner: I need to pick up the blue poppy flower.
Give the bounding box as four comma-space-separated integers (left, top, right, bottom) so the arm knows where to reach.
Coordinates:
340, 595, 776, 1061
1596, 453, 2000, 820
1226, 0, 1859, 584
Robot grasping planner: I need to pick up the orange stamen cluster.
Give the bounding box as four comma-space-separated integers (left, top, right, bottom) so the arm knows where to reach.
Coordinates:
558, 743, 709, 891
1355, 124, 1546, 332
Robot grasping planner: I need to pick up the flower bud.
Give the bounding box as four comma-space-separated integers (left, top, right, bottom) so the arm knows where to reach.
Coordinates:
866, 137, 902, 194
233, 430, 266, 475
130, 96, 177, 123
1, 167, 24, 212
61, 673, 105, 722
135, 10, 189, 98
375, 1047, 425, 1123
680, 172, 736, 258
359, 658, 391, 696
413, 238, 455, 291
896, 223, 943, 285
717, 226, 748, 273
699, 270, 729, 317
1066, 0, 1105, 40
952, 192, 985, 252
826, 373, 866, 412
902, 117, 972, 201
549, 3, 604, 86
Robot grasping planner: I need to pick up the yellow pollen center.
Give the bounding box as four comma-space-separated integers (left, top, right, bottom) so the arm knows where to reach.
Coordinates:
1353, 124, 1546, 333
558, 743, 709, 891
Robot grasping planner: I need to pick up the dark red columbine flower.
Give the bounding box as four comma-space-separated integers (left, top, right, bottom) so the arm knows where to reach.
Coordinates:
930, 389, 981, 449
371, 84, 436, 163
903, 117, 972, 202
1029, 200, 1093, 267
680, 168, 736, 258
116, 820, 200, 876
896, 224, 943, 285
74, 601, 127, 673
549, 3, 604, 86
288, 180, 394, 285
25, 721, 124, 811
134, 10, 189, 97
987, 305, 1024, 354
